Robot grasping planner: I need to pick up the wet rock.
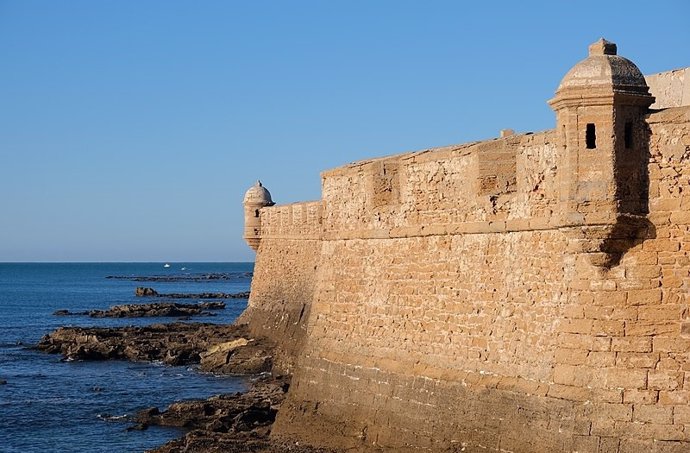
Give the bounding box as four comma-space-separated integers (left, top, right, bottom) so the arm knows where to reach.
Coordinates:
138, 378, 286, 436
126, 423, 148, 431
37, 323, 274, 372
53, 302, 226, 318
89, 302, 225, 318
135, 287, 250, 299
106, 273, 250, 282
135, 287, 159, 297
198, 302, 226, 309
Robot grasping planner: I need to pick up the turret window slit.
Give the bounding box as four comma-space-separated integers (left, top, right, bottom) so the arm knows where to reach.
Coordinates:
625, 122, 633, 149
586, 123, 596, 149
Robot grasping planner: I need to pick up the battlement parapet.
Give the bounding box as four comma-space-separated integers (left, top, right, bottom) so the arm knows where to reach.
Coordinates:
320, 130, 559, 240
259, 201, 322, 240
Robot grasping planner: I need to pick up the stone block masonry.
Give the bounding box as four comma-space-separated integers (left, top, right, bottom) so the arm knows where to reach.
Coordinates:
242, 41, 690, 452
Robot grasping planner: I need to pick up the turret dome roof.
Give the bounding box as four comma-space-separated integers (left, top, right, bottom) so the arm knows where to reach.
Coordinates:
556, 39, 648, 94
243, 181, 274, 205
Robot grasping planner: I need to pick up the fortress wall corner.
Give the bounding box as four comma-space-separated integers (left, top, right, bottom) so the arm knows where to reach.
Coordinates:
238, 201, 322, 374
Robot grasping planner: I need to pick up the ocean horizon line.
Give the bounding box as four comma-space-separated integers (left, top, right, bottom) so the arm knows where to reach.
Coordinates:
0, 261, 255, 264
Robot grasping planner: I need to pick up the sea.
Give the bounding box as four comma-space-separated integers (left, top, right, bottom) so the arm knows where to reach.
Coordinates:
0, 262, 254, 453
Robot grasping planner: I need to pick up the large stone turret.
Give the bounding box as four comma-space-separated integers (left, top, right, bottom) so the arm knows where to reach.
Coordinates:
549, 39, 655, 266
243, 181, 274, 251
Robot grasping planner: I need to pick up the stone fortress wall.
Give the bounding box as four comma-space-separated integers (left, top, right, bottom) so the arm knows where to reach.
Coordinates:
242, 41, 690, 452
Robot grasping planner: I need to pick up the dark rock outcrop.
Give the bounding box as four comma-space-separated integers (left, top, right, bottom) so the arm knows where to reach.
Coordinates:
135, 287, 250, 299
135, 287, 159, 297
89, 301, 225, 318
143, 377, 336, 453
106, 272, 252, 282
53, 302, 226, 318
37, 323, 273, 371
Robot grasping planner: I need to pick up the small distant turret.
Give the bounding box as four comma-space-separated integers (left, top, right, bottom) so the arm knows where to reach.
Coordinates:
243, 181, 274, 251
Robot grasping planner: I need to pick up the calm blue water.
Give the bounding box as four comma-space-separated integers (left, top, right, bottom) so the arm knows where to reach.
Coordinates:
0, 262, 254, 453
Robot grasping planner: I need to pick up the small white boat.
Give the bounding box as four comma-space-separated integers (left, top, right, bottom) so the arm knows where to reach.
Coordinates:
163, 263, 171, 268
181, 267, 187, 271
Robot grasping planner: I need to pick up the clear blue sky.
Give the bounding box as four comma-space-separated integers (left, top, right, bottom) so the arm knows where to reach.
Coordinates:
1, 1, 688, 262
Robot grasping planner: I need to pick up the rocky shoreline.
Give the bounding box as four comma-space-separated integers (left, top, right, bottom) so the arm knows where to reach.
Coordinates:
36, 322, 332, 452
53, 301, 226, 318
135, 286, 250, 299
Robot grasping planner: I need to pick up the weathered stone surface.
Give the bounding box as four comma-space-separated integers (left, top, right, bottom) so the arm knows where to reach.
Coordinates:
646, 67, 690, 109
200, 338, 273, 375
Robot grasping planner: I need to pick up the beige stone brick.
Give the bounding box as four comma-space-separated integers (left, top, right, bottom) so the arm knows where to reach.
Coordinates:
592, 388, 624, 404
555, 348, 589, 365
592, 320, 625, 336
623, 389, 659, 404
572, 434, 599, 452
627, 289, 663, 305
654, 337, 690, 353
643, 239, 681, 253
674, 405, 690, 425
559, 333, 612, 351
590, 418, 616, 437
659, 391, 690, 405
616, 352, 659, 369
547, 383, 591, 401
633, 404, 673, 424
587, 351, 617, 367
670, 211, 690, 224
626, 265, 662, 279
652, 198, 682, 212
592, 403, 633, 422
648, 371, 684, 391
592, 291, 628, 306
619, 438, 656, 453
558, 318, 594, 334
638, 305, 683, 321
564, 305, 585, 319
586, 305, 639, 321
597, 436, 620, 453
628, 251, 660, 265
597, 368, 648, 390
625, 321, 679, 336
612, 337, 653, 353
554, 364, 592, 387
658, 357, 681, 371
616, 420, 685, 441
